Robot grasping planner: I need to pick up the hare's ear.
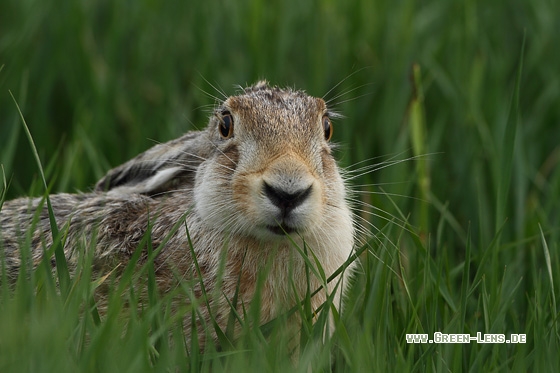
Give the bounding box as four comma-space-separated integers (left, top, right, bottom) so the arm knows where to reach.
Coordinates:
95, 131, 209, 195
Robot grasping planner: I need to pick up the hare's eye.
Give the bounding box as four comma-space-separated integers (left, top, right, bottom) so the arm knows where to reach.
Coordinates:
322, 115, 333, 141
219, 111, 234, 139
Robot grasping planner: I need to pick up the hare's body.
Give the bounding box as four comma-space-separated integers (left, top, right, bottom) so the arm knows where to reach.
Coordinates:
0, 82, 354, 346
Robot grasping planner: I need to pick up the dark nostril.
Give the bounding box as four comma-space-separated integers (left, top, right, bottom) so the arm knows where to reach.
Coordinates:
263, 182, 312, 217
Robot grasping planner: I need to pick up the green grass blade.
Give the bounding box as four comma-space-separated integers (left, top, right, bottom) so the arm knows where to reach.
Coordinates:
0, 165, 7, 211
9, 90, 71, 297
460, 225, 472, 332
495, 33, 525, 233
409, 63, 430, 234
539, 224, 558, 338
185, 221, 234, 350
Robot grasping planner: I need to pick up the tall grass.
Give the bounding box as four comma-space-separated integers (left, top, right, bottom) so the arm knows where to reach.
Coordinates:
1, 0, 559, 371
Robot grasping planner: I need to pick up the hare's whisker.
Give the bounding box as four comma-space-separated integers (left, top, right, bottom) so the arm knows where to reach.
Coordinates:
344, 155, 431, 181
349, 204, 415, 237
351, 181, 411, 188
325, 84, 374, 107
351, 213, 402, 260
345, 149, 413, 171
195, 74, 229, 101
351, 189, 425, 202
322, 67, 371, 101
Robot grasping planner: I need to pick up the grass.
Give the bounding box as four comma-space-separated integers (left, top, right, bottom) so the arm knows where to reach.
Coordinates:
1, 0, 560, 371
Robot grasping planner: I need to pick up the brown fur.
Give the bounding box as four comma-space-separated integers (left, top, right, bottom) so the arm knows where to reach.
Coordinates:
0, 81, 355, 349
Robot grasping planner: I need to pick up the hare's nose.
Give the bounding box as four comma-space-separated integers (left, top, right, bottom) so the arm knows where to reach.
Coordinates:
263, 182, 312, 218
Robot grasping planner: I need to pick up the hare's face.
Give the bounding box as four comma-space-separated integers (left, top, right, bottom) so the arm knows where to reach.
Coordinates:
194, 84, 351, 242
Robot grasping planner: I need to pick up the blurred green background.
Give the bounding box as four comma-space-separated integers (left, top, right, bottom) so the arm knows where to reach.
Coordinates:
1, 0, 560, 370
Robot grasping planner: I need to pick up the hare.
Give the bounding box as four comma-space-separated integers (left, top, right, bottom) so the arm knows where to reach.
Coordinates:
0, 81, 355, 348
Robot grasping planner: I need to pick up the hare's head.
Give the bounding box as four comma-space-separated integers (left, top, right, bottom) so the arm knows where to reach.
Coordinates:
195, 81, 351, 242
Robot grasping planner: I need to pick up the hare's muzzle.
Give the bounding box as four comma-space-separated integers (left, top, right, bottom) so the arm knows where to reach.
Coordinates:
257, 154, 321, 236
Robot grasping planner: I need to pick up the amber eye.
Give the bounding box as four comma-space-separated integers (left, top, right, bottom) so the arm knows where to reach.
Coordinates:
322, 115, 333, 141
219, 111, 234, 139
